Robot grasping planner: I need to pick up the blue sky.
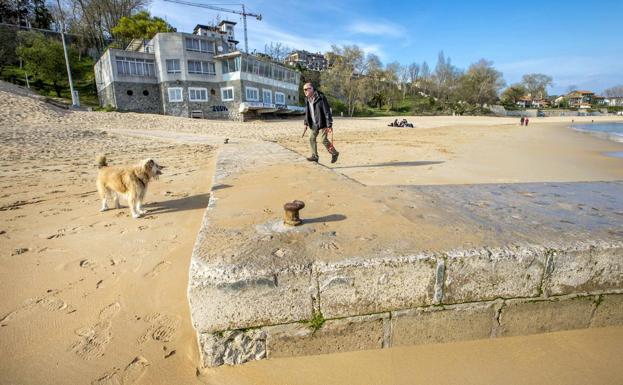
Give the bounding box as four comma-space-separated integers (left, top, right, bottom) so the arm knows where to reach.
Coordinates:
150, 0, 623, 95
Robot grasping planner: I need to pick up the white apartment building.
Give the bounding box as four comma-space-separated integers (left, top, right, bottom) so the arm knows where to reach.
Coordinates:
94, 21, 303, 120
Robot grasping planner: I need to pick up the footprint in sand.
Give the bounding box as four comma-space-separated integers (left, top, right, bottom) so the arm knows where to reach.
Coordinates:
137, 313, 180, 344
0, 294, 67, 327
143, 261, 171, 278
70, 302, 121, 359
91, 356, 150, 385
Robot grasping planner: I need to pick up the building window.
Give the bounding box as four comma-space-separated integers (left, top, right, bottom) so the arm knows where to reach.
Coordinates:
166, 59, 181, 73
221, 57, 240, 73
188, 60, 216, 75
126, 90, 133, 96
263, 89, 272, 103
221, 87, 234, 101
115, 56, 155, 77
185, 37, 215, 53
275, 92, 285, 105
168, 87, 183, 102
240, 56, 298, 85
143, 90, 149, 96
189, 87, 208, 102
245, 87, 259, 101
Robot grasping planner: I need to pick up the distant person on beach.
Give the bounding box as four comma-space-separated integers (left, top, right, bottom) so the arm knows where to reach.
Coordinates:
303, 83, 339, 163
525, 118, 529, 126
520, 117, 525, 126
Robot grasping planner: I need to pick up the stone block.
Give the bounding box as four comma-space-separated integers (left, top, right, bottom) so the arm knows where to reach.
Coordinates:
443, 246, 544, 304
391, 302, 497, 346
266, 314, 385, 358
591, 294, 623, 328
543, 241, 623, 297
198, 329, 267, 367
316, 255, 437, 319
188, 262, 314, 333
498, 296, 595, 337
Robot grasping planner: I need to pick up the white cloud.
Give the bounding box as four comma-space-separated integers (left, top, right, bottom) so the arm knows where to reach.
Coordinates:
246, 20, 387, 59
498, 55, 623, 94
346, 20, 405, 38
246, 21, 332, 54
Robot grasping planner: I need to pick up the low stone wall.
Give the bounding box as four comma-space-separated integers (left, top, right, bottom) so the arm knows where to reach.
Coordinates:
188, 140, 623, 367
112, 81, 162, 114
193, 243, 623, 366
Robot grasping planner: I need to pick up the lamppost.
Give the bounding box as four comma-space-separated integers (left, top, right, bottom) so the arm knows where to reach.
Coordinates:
55, 0, 79, 107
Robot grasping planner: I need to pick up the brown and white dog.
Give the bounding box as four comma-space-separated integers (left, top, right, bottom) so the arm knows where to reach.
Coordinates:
96, 155, 164, 218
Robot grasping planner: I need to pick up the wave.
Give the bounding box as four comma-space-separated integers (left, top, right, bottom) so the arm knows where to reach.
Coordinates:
571, 123, 623, 144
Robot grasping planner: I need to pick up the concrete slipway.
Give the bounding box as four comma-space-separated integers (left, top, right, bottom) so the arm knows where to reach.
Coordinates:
187, 139, 623, 367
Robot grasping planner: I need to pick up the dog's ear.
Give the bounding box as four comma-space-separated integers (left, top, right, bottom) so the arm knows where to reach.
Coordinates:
143, 159, 154, 171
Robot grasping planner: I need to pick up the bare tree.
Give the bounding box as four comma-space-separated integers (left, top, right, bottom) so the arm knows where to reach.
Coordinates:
459, 59, 505, 107
264, 41, 292, 62
604, 85, 623, 98
407, 62, 419, 93
432, 51, 462, 102
66, 0, 149, 53
321, 45, 366, 116
397, 63, 410, 99
521, 73, 553, 100
361, 53, 385, 108
418, 61, 431, 95
383, 61, 401, 107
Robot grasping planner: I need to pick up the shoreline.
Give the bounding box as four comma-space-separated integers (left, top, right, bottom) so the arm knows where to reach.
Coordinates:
569, 121, 623, 146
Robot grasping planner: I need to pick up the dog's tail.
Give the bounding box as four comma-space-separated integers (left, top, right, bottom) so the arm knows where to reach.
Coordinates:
96, 155, 108, 168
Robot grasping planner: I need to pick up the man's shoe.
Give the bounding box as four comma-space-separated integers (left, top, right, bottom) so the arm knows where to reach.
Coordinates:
331, 152, 339, 163
306, 156, 319, 162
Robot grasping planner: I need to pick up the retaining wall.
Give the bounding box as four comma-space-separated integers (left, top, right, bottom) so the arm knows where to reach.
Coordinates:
188, 140, 623, 367
192, 243, 623, 366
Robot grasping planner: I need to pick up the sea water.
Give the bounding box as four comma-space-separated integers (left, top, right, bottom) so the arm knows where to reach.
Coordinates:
572, 122, 623, 158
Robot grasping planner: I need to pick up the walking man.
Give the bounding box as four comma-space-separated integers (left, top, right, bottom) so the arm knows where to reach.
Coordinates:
303, 83, 339, 163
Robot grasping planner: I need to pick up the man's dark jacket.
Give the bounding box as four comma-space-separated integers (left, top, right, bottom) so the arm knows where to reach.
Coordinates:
304, 91, 333, 129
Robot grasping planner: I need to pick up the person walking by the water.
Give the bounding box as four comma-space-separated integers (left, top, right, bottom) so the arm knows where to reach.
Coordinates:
303, 82, 339, 163
520, 116, 525, 126
525, 118, 529, 126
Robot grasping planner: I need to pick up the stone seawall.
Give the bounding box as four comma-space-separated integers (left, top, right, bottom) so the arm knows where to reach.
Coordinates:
188, 140, 623, 367
193, 243, 623, 366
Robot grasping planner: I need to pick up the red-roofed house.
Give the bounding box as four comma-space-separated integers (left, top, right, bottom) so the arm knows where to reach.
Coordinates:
566, 90, 606, 108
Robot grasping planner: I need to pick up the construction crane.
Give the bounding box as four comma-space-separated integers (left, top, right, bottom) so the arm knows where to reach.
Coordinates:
163, 0, 261, 53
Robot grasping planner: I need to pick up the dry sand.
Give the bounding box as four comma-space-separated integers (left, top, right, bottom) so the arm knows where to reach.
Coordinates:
1, 81, 622, 385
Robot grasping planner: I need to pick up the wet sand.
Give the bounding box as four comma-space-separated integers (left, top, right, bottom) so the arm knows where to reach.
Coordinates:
203, 326, 623, 385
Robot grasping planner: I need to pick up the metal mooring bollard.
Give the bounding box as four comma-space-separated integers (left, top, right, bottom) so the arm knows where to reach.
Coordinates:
283, 200, 305, 226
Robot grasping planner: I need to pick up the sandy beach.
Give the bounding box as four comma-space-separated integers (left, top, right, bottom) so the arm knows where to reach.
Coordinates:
1, 80, 623, 385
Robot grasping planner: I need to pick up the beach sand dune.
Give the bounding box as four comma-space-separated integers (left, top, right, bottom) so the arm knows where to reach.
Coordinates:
1, 81, 622, 384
